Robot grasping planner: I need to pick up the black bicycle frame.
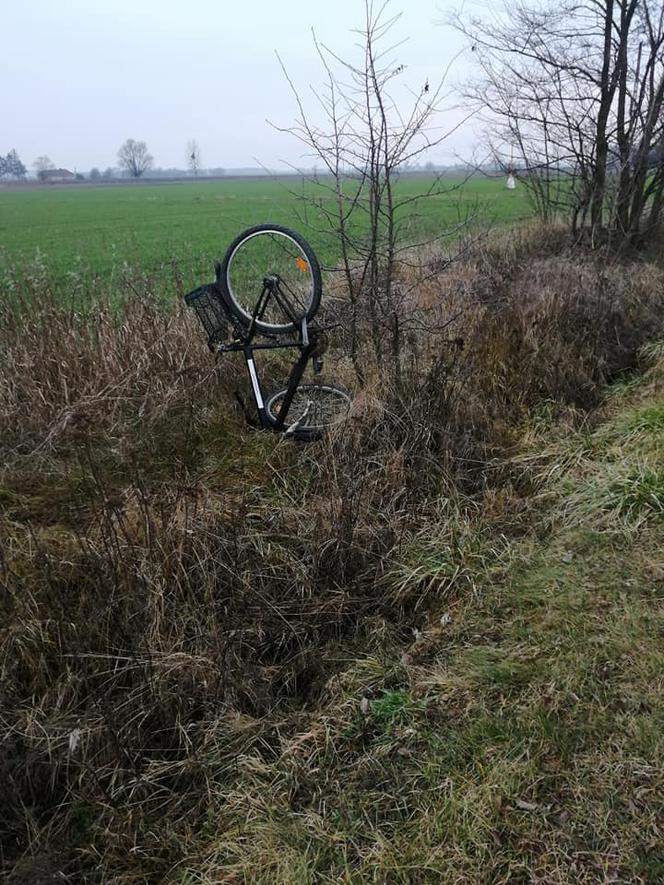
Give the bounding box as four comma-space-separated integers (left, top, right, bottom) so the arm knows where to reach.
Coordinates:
192, 274, 322, 432
237, 334, 316, 432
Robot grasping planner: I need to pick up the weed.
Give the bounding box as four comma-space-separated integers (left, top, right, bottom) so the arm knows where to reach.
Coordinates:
2, 232, 664, 882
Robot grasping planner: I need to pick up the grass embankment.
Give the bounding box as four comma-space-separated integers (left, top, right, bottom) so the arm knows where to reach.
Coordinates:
198, 370, 664, 883
2, 229, 664, 882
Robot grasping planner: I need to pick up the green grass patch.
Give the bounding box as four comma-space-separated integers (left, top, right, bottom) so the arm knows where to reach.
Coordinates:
607, 465, 664, 519
621, 402, 664, 433
0, 175, 532, 300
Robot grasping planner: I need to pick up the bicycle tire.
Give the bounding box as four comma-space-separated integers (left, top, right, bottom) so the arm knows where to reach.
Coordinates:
219, 224, 322, 334
265, 383, 351, 439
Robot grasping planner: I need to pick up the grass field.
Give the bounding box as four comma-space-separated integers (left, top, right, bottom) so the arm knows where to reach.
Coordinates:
0, 175, 532, 294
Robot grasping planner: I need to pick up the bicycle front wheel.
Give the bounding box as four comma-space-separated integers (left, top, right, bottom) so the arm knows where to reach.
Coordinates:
220, 224, 322, 334
266, 384, 351, 439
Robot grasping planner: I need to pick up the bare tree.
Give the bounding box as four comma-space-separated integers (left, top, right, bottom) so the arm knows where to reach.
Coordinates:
187, 139, 201, 176
2, 150, 27, 179
452, 0, 664, 247
33, 156, 55, 182
117, 139, 153, 179
274, 1, 473, 384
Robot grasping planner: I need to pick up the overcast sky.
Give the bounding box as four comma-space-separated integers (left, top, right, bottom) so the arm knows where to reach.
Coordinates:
2, 0, 480, 172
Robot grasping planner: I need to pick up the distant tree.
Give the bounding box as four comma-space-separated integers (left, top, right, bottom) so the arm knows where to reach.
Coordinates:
75, 173, 85, 181
89, 167, 101, 180
5, 149, 27, 179
187, 139, 201, 176
117, 139, 153, 178
102, 167, 115, 180
33, 155, 55, 182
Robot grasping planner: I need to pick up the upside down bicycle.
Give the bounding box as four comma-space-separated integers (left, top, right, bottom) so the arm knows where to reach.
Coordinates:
184, 224, 351, 441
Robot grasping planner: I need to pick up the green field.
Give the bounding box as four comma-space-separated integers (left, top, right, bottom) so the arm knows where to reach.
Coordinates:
0, 176, 532, 295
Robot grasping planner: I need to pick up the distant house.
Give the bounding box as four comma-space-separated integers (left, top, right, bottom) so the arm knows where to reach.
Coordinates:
41, 168, 76, 183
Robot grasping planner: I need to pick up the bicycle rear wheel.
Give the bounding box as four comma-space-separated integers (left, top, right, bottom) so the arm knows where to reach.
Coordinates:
219, 224, 322, 334
266, 384, 351, 439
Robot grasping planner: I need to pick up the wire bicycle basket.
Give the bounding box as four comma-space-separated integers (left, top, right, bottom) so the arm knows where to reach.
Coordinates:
184, 284, 230, 350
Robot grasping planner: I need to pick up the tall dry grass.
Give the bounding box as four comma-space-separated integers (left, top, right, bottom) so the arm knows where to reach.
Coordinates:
2, 228, 663, 881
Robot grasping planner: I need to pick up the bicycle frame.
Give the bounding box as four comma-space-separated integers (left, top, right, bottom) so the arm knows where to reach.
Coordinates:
216, 324, 317, 432
185, 274, 325, 433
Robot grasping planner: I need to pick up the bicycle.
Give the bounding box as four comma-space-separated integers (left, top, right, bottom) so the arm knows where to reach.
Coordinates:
184, 224, 351, 441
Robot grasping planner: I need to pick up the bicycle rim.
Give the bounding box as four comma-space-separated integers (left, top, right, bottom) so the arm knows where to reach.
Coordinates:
267, 384, 351, 431
224, 228, 319, 331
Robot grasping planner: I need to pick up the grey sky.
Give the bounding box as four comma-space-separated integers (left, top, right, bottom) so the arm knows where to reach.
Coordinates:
2, 0, 475, 172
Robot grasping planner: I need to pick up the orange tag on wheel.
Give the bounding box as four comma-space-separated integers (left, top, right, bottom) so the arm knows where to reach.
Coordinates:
296, 257, 308, 272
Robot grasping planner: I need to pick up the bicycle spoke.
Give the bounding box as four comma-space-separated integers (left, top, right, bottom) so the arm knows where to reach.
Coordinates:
268, 384, 350, 431
223, 226, 319, 331
277, 276, 309, 315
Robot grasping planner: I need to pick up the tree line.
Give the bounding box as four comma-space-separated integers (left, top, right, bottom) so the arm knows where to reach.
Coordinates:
0, 150, 27, 179
0, 139, 204, 181
453, 0, 664, 248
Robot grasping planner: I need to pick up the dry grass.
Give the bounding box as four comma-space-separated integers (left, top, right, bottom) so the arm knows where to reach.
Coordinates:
2, 228, 664, 882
